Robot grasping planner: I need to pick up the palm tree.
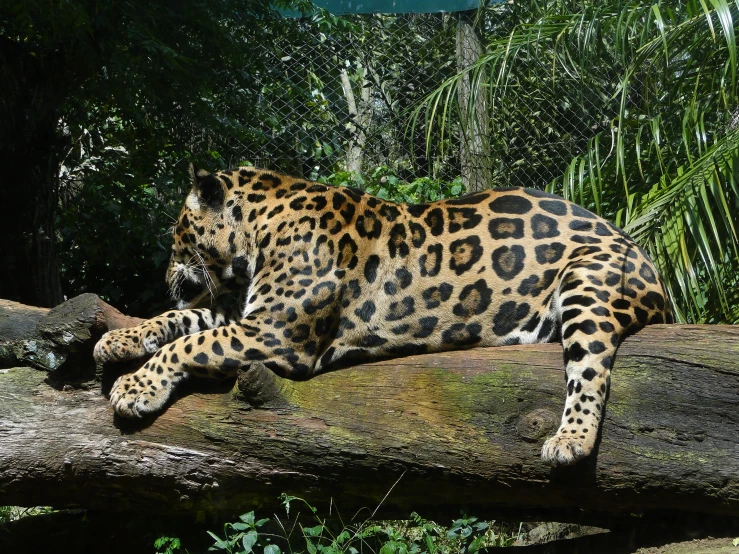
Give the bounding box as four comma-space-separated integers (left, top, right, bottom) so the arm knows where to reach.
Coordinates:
415, 0, 739, 323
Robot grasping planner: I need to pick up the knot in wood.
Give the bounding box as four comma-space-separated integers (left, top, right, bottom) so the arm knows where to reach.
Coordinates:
236, 361, 286, 407
517, 409, 558, 442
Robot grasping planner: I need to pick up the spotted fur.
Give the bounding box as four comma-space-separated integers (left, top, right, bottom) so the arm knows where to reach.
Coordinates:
94, 166, 673, 466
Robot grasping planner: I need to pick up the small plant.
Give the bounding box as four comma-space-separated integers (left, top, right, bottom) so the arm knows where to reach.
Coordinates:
158, 492, 521, 553
446, 515, 490, 553
154, 536, 183, 554
400, 512, 520, 552
207, 511, 276, 553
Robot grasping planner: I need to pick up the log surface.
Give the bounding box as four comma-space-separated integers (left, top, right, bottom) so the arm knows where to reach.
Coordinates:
0, 304, 738, 521
0, 293, 143, 375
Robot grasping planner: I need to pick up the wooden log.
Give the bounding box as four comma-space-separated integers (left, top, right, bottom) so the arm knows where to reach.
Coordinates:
0, 293, 143, 377
0, 296, 738, 522
0, 299, 49, 340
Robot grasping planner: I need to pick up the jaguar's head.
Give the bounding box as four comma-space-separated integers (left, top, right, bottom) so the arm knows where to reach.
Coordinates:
166, 165, 249, 309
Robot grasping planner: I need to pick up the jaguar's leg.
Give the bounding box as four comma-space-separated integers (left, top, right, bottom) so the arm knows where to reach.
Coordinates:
94, 308, 233, 363
541, 249, 672, 465
108, 319, 314, 418
541, 267, 622, 466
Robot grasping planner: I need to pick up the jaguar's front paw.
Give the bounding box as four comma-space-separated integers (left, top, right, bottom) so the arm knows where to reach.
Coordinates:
94, 328, 161, 363
541, 433, 594, 466
108, 366, 177, 418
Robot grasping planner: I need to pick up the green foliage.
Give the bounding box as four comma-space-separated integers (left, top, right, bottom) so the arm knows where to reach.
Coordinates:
444, 515, 490, 553
59, 164, 182, 316
158, 495, 521, 554
207, 511, 275, 553
155, 536, 185, 554
0, 0, 319, 314
318, 166, 465, 204
337, 12, 460, 181
0, 506, 53, 524
417, 0, 739, 323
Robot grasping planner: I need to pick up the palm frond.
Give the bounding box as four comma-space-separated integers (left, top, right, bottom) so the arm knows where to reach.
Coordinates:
414, 0, 739, 322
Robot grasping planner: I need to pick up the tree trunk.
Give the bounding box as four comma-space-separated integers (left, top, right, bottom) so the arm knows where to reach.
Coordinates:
340, 66, 373, 175
456, 11, 492, 192
0, 38, 65, 307
1, 296, 739, 522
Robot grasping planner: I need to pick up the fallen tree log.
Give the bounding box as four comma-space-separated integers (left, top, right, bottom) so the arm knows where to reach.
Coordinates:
0, 294, 143, 377
1, 295, 738, 523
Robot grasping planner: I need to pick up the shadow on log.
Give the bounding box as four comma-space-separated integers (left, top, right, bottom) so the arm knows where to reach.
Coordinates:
1, 294, 738, 524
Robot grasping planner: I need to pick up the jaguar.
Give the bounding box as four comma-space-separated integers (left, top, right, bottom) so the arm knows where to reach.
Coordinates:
94, 165, 673, 466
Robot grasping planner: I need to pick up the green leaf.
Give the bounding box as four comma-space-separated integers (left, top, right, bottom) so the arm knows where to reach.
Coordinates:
207, 531, 230, 551
473, 522, 489, 531
303, 525, 325, 537
468, 535, 486, 553
242, 530, 258, 553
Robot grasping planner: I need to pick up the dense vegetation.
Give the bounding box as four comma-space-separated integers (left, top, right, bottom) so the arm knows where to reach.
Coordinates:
419, 0, 739, 323
1, 0, 312, 310
2, 0, 738, 321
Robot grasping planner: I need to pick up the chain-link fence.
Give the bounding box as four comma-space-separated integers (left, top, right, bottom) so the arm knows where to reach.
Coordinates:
228, 5, 619, 192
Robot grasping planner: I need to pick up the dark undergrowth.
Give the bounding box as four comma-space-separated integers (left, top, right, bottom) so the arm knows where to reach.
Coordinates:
3, 498, 739, 554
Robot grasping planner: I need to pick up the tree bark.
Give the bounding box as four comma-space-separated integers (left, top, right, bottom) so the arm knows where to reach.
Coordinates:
456, 11, 492, 192
340, 65, 373, 175
1, 297, 739, 522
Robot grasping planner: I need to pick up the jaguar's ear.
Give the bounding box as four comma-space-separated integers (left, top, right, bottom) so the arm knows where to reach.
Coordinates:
189, 163, 224, 209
